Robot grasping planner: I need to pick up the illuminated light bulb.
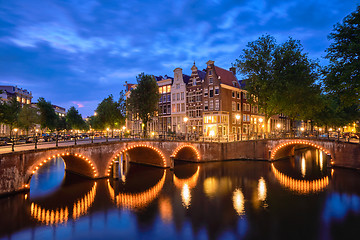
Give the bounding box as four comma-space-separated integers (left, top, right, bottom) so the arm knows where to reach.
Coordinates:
40, 163, 43, 166
32, 171, 35, 174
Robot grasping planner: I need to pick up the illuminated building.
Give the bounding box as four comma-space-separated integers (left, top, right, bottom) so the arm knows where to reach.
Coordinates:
171, 68, 190, 134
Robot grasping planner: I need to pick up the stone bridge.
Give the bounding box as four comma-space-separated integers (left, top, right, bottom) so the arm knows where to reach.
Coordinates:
0, 138, 359, 195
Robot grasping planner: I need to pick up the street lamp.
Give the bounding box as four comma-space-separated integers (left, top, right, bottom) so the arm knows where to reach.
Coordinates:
183, 117, 188, 140
235, 114, 240, 140
12, 128, 18, 152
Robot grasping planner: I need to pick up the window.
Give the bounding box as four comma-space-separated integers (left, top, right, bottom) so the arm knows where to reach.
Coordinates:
209, 101, 213, 110
232, 114, 236, 124
168, 105, 171, 113
172, 93, 175, 101
167, 94, 171, 102
181, 103, 185, 112
172, 104, 176, 113
237, 103, 240, 111
232, 91, 235, 98
232, 127, 236, 133
204, 101, 208, 110
176, 84, 180, 89
167, 85, 171, 93
209, 89, 214, 97
215, 86, 219, 95
204, 88, 208, 97
215, 99, 219, 110
159, 87, 163, 94
237, 92, 240, 99
163, 106, 167, 114
243, 114, 247, 122
181, 92, 184, 100
247, 115, 250, 122
209, 77, 213, 84
232, 101, 236, 111
177, 93, 180, 101
209, 70, 212, 75
177, 104, 180, 112
159, 96, 162, 103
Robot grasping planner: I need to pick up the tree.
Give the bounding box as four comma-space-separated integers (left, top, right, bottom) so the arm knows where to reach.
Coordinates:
17, 104, 39, 135
127, 73, 159, 137
323, 6, 360, 124
272, 38, 322, 127
66, 106, 86, 130
0, 97, 21, 138
94, 91, 126, 136
37, 97, 57, 131
233, 35, 279, 132
56, 116, 68, 132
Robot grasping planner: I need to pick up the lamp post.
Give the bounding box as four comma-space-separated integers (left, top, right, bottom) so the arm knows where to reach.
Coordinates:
183, 117, 188, 141
106, 128, 109, 142
236, 114, 240, 141
259, 118, 264, 139
12, 128, 18, 152
35, 129, 39, 149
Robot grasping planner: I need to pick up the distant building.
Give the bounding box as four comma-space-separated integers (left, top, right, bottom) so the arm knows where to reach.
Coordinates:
0, 85, 33, 136
0, 85, 32, 105
52, 105, 66, 117
156, 75, 173, 135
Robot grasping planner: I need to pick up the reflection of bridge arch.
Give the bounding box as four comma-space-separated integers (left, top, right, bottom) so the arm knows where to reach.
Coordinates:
107, 170, 166, 209
172, 145, 201, 161
271, 164, 329, 194
270, 140, 331, 161
30, 182, 97, 225
173, 166, 200, 189
106, 144, 167, 176
26, 153, 98, 186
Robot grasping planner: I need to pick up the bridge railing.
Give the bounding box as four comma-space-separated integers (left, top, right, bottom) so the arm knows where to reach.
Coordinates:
1, 131, 359, 153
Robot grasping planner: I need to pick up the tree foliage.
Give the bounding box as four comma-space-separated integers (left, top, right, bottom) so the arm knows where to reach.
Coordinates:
126, 73, 159, 137
18, 104, 39, 134
323, 6, 360, 124
37, 97, 57, 131
94, 91, 126, 131
272, 38, 322, 122
0, 97, 21, 137
66, 106, 86, 130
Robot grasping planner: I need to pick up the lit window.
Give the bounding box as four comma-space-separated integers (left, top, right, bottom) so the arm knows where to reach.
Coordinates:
215, 99, 219, 110
204, 88, 208, 97
159, 87, 163, 94
167, 85, 171, 93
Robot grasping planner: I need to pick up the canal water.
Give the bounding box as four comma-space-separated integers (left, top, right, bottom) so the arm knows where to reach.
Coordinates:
0, 148, 360, 240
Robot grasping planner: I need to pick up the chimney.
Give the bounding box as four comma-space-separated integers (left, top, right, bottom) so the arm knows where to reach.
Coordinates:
229, 67, 236, 75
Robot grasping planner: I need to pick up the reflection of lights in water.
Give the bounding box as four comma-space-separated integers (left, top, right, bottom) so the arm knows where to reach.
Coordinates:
271, 164, 329, 194
30, 182, 97, 225
301, 156, 306, 178
203, 177, 218, 198
232, 188, 245, 216
108, 170, 166, 210
181, 184, 191, 209
319, 151, 323, 171
173, 166, 200, 189
257, 177, 267, 201
159, 197, 173, 223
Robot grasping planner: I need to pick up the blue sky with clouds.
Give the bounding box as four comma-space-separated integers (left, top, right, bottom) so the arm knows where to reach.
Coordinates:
0, 0, 358, 117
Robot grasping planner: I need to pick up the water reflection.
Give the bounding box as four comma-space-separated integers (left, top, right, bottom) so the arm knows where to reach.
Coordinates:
232, 188, 245, 216
1, 148, 360, 240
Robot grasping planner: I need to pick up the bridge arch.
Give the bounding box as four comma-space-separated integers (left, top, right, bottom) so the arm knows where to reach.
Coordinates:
270, 140, 331, 161
271, 163, 329, 194
30, 182, 97, 225
25, 152, 99, 186
107, 170, 166, 209
172, 145, 201, 161
105, 144, 167, 176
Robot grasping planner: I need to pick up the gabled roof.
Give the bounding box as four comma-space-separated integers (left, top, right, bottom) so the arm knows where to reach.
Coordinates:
214, 66, 240, 88
197, 70, 206, 80
183, 74, 190, 84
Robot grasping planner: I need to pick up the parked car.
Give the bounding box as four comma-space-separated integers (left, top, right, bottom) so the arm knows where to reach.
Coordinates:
0, 137, 11, 146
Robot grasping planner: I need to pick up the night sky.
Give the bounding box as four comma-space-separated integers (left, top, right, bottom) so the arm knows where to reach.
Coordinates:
0, 0, 358, 117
